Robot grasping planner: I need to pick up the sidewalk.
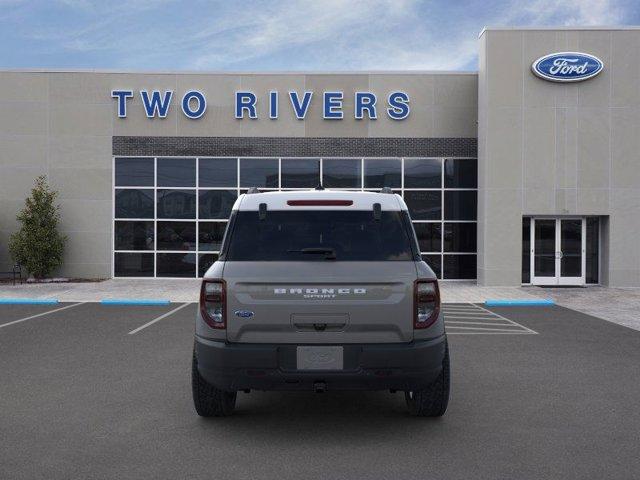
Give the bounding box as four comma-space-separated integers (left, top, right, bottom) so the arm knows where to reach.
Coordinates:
1, 279, 639, 331
0, 278, 543, 303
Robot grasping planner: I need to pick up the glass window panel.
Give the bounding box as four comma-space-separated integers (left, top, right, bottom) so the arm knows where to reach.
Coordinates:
443, 223, 477, 252
240, 158, 279, 188
115, 158, 154, 187
199, 158, 238, 187
157, 158, 196, 187
114, 221, 154, 251
560, 219, 582, 278
199, 222, 227, 251
444, 159, 477, 188
404, 158, 441, 188
156, 253, 196, 278
157, 189, 196, 219
404, 191, 441, 220
322, 159, 361, 188
586, 217, 599, 284
198, 253, 219, 277
413, 222, 441, 252
444, 191, 477, 220
363, 158, 401, 188
115, 189, 154, 219
199, 190, 237, 219
114, 252, 154, 277
534, 219, 556, 277
226, 211, 414, 261
422, 254, 442, 279
443, 254, 477, 279
156, 221, 196, 251
522, 218, 531, 284
281, 158, 320, 188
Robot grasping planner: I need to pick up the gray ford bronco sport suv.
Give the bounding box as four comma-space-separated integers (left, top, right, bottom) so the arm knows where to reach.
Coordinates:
192, 189, 449, 417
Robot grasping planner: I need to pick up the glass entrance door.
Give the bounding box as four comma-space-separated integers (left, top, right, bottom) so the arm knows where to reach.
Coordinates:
531, 218, 586, 286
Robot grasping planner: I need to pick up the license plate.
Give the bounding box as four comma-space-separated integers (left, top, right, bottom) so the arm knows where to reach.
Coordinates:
296, 346, 343, 370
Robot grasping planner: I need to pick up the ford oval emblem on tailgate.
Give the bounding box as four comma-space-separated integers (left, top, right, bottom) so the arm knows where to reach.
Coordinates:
234, 310, 254, 318
531, 52, 603, 83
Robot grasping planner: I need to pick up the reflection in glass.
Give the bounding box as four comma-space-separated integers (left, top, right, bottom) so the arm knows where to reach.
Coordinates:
444, 191, 477, 220
114, 221, 154, 250
156, 253, 196, 278
586, 217, 599, 284
522, 218, 531, 283
404, 159, 441, 188
115, 189, 154, 219
115, 158, 154, 187
157, 158, 196, 187
198, 254, 219, 277
413, 223, 441, 252
199, 190, 237, 219
422, 254, 442, 279
534, 220, 556, 277
404, 191, 441, 220
444, 223, 476, 252
363, 159, 401, 188
444, 159, 477, 188
114, 252, 154, 277
199, 158, 238, 187
322, 159, 361, 188
560, 219, 582, 277
156, 221, 196, 250
157, 189, 196, 219
240, 158, 278, 188
199, 222, 227, 251
281, 158, 320, 188
443, 255, 476, 279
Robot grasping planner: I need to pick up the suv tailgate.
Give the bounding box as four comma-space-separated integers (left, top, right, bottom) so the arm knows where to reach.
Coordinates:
224, 261, 417, 344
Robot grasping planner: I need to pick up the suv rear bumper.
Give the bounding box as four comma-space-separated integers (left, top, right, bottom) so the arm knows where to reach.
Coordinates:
194, 334, 447, 392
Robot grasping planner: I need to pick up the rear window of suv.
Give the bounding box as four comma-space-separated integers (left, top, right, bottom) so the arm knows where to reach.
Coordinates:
224, 210, 417, 261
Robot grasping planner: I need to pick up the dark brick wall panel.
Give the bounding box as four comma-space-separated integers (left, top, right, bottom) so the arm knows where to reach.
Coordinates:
113, 136, 477, 158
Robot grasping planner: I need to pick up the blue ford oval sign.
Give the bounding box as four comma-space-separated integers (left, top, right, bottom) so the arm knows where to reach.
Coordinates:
234, 310, 254, 318
532, 52, 603, 82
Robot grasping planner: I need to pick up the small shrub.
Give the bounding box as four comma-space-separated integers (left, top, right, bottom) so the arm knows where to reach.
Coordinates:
9, 175, 67, 279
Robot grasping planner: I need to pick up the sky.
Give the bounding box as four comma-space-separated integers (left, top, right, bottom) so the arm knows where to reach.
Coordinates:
0, 0, 638, 71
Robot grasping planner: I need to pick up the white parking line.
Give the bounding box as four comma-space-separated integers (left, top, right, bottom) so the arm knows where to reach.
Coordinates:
446, 326, 528, 333
0, 303, 84, 329
448, 331, 533, 335
445, 320, 515, 326
442, 302, 538, 335
128, 303, 191, 335
474, 304, 538, 334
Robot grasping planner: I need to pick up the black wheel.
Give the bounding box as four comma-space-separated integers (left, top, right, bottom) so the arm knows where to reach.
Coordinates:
405, 341, 450, 417
192, 350, 237, 417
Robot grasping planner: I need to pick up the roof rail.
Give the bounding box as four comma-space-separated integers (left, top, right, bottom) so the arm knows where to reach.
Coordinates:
380, 187, 394, 194
246, 187, 261, 194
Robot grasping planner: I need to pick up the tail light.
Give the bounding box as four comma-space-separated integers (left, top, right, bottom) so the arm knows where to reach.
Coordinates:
414, 279, 440, 329
200, 279, 226, 329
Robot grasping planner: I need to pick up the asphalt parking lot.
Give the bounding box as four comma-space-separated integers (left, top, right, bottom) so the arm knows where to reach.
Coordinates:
1, 302, 639, 480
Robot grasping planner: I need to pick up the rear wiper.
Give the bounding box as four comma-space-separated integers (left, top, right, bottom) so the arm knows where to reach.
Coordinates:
287, 247, 337, 260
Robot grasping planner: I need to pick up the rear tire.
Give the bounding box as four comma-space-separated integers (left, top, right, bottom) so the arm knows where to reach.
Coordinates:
405, 341, 450, 417
192, 350, 237, 417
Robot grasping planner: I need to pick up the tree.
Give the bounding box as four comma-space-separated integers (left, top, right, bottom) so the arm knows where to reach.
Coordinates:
9, 175, 67, 279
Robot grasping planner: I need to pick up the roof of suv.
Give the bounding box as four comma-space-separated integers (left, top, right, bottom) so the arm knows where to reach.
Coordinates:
234, 189, 408, 211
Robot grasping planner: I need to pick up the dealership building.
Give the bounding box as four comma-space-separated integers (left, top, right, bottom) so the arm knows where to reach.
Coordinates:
1, 26, 639, 286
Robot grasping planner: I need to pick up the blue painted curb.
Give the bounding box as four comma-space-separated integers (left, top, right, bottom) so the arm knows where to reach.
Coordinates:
101, 299, 171, 306
485, 299, 555, 307
0, 298, 59, 305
